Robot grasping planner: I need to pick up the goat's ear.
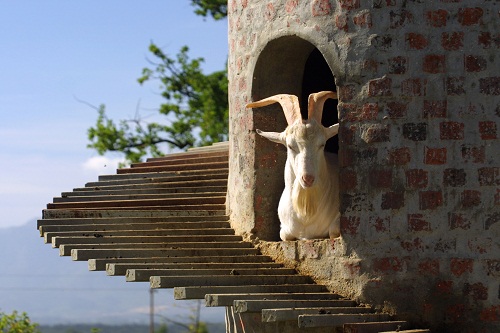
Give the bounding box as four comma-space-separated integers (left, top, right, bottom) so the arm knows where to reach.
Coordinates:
256, 129, 286, 145
325, 123, 339, 139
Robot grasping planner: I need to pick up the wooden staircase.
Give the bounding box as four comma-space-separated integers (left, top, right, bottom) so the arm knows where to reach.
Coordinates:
38, 142, 429, 333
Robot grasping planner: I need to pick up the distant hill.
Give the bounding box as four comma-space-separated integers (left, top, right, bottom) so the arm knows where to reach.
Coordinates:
0, 221, 225, 325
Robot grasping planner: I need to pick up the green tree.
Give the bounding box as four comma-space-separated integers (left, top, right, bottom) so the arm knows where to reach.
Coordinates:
87, 1, 228, 164
0, 310, 40, 333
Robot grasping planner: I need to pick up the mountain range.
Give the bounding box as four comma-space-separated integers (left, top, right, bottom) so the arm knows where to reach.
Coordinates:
0, 221, 225, 325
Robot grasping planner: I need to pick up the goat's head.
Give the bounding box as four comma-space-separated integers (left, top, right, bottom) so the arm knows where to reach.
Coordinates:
247, 91, 339, 190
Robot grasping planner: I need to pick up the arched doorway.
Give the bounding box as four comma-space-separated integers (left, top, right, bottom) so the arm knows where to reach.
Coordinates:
252, 36, 338, 152
249, 35, 339, 241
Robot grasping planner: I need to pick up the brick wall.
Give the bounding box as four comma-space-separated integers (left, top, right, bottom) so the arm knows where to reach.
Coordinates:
227, 1, 499, 331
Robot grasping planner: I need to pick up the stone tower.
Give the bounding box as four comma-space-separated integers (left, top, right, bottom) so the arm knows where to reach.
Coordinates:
226, 1, 499, 332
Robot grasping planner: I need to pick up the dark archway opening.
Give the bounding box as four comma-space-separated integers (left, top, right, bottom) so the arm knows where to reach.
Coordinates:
301, 48, 339, 154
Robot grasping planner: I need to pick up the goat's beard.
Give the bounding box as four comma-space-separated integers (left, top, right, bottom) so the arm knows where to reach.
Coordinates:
291, 180, 320, 224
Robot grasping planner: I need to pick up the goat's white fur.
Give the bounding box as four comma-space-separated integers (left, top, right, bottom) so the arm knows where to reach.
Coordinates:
247, 91, 340, 241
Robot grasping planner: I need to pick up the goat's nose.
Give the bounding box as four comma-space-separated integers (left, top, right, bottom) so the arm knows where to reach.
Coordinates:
302, 174, 315, 187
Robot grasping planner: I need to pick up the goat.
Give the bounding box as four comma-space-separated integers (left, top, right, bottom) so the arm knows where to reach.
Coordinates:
247, 91, 340, 241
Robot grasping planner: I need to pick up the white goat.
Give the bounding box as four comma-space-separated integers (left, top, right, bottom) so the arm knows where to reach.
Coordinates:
247, 91, 340, 241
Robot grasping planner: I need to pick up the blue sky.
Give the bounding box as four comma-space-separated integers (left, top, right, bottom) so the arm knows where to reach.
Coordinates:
0, 1, 228, 228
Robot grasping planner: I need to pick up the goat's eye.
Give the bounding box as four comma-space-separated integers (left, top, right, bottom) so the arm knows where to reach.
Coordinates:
287, 145, 297, 152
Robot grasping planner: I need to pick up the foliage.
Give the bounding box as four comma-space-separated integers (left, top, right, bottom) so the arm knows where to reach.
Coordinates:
87, 43, 228, 163
87, 0, 229, 164
190, 0, 227, 20
38, 323, 226, 333
0, 310, 40, 333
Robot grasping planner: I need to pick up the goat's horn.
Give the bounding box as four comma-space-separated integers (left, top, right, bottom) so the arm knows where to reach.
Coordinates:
307, 91, 337, 124
246, 94, 301, 126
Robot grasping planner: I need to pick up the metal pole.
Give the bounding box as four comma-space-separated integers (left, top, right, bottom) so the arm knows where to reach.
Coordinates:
149, 288, 155, 333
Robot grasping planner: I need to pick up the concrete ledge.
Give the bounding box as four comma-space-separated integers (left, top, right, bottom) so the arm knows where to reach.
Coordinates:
234, 299, 357, 313
174, 284, 328, 300
262, 306, 372, 322
151, 275, 314, 289
206, 292, 340, 307
298, 313, 391, 328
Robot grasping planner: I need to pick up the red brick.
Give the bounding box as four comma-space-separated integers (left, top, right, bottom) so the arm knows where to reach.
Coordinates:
285, 0, 298, 13
480, 77, 500, 95
479, 121, 497, 139
338, 103, 359, 122
424, 146, 447, 165
387, 147, 411, 165
360, 103, 378, 120
339, 0, 360, 11
426, 9, 447, 27
353, 12, 372, 28
362, 124, 390, 143
463, 282, 488, 301
419, 191, 443, 210
400, 237, 424, 252
340, 169, 357, 191
423, 100, 447, 118
480, 306, 500, 322
423, 54, 446, 73
373, 257, 406, 273
370, 216, 390, 233
450, 258, 473, 277
446, 303, 466, 324
408, 213, 431, 231
363, 59, 378, 72
461, 190, 481, 208
340, 125, 356, 145
340, 216, 360, 235
401, 78, 425, 96
449, 213, 471, 230
478, 167, 499, 186
338, 85, 356, 102
465, 55, 487, 72
440, 121, 464, 140
385, 101, 408, 118
461, 145, 485, 163
435, 280, 453, 295
419, 259, 440, 276
406, 169, 428, 189
406, 33, 429, 50
369, 169, 392, 188
458, 7, 483, 26
388, 56, 407, 74
443, 168, 466, 187
381, 192, 404, 210
368, 77, 392, 96
477, 32, 500, 49
335, 13, 349, 32
442, 32, 464, 51
446, 76, 465, 95
311, 0, 331, 17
